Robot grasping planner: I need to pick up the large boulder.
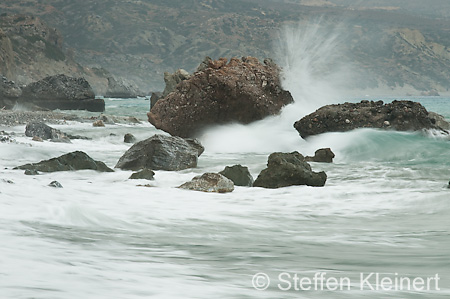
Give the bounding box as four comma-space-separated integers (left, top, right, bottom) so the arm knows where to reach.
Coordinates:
148, 57, 294, 137
14, 151, 114, 172
0, 75, 22, 109
253, 152, 327, 188
25, 121, 67, 140
294, 100, 444, 138
219, 164, 254, 187
179, 173, 234, 193
115, 134, 204, 171
20, 74, 105, 112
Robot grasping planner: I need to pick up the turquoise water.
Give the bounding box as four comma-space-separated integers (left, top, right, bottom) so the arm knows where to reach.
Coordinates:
0, 96, 449, 298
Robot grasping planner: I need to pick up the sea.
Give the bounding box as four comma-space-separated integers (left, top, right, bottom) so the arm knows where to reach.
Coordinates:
0, 95, 449, 299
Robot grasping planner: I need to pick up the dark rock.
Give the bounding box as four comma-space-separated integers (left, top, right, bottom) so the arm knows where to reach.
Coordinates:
253, 152, 327, 188
294, 100, 442, 138
2, 179, 14, 184
115, 134, 203, 171
179, 172, 234, 193
0, 75, 22, 109
20, 74, 105, 112
129, 168, 155, 180
219, 164, 253, 187
25, 121, 67, 140
124, 133, 136, 143
15, 151, 114, 172
105, 76, 140, 98
148, 57, 294, 137
49, 181, 63, 188
24, 169, 39, 175
428, 112, 450, 131
305, 148, 335, 163
150, 92, 162, 109
184, 138, 205, 156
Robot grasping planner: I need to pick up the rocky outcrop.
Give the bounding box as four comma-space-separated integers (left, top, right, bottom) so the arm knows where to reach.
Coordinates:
305, 148, 335, 163
105, 76, 140, 98
219, 164, 254, 187
294, 100, 442, 138
129, 169, 155, 180
0, 75, 21, 109
162, 69, 191, 97
20, 74, 105, 112
115, 134, 204, 171
148, 57, 294, 137
15, 151, 114, 172
253, 152, 327, 188
179, 173, 234, 193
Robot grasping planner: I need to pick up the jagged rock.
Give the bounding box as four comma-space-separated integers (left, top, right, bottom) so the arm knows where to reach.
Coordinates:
178, 173, 234, 193
184, 138, 205, 156
253, 152, 327, 188
49, 181, 63, 188
148, 57, 294, 137
219, 164, 254, 187
162, 69, 191, 97
20, 74, 105, 112
115, 134, 203, 171
124, 133, 136, 143
25, 121, 67, 140
129, 168, 155, 180
15, 151, 114, 172
105, 76, 140, 98
294, 100, 442, 138
150, 92, 162, 109
305, 148, 335, 163
93, 120, 105, 127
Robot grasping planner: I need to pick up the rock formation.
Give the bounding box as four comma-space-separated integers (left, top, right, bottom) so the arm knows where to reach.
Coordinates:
305, 148, 335, 163
219, 164, 254, 187
0, 75, 21, 109
179, 173, 234, 193
25, 121, 68, 141
294, 100, 445, 138
105, 76, 140, 98
253, 152, 327, 188
129, 169, 155, 180
115, 134, 204, 171
15, 151, 114, 172
20, 74, 105, 112
148, 57, 294, 137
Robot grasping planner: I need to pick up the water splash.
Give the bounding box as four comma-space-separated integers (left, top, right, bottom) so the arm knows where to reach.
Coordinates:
199, 19, 351, 154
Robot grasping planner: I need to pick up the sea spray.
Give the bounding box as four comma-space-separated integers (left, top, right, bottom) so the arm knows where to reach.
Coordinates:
199, 19, 352, 154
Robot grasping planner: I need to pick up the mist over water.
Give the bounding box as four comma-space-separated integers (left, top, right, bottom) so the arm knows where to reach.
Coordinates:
200, 20, 351, 154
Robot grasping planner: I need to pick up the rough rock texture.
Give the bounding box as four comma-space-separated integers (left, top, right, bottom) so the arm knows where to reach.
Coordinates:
105, 76, 140, 98
25, 121, 67, 140
178, 173, 234, 193
148, 57, 294, 137
20, 74, 105, 112
129, 168, 155, 180
15, 151, 114, 172
305, 148, 335, 163
219, 164, 254, 187
294, 100, 442, 138
115, 134, 204, 171
150, 92, 162, 109
253, 152, 327, 188
0, 75, 21, 109
162, 69, 190, 97
428, 111, 450, 131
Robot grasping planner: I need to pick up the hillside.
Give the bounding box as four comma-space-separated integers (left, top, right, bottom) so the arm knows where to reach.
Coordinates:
1, 0, 450, 94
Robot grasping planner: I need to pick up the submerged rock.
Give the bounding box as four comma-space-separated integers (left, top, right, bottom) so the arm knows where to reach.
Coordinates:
24, 169, 39, 175
124, 133, 136, 143
129, 169, 155, 180
294, 100, 443, 138
115, 134, 204, 171
253, 152, 327, 188
219, 164, 254, 187
93, 119, 105, 127
305, 148, 335, 163
15, 151, 114, 172
20, 74, 105, 112
179, 173, 234, 193
148, 57, 293, 137
49, 181, 63, 188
